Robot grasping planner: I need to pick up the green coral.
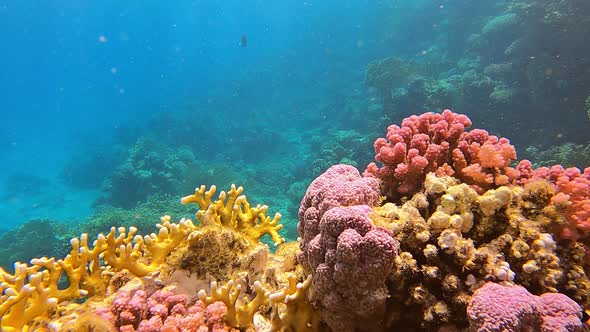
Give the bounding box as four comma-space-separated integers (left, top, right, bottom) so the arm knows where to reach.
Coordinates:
482, 13, 520, 35
309, 129, 371, 177
489, 86, 515, 105
0, 220, 70, 271
524, 143, 590, 169
99, 137, 197, 208
366, 57, 417, 115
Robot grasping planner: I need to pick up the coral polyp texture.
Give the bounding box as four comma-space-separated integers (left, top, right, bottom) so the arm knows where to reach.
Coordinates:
1, 110, 589, 332
467, 282, 584, 331
297, 165, 398, 331
363, 109, 531, 198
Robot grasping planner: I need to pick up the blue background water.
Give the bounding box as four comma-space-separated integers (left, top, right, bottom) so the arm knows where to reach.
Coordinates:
0, 0, 390, 225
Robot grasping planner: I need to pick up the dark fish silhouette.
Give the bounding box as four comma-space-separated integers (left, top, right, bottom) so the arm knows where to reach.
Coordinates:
240, 34, 247, 47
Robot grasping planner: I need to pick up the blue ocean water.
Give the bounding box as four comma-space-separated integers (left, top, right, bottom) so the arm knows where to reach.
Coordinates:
0, 0, 387, 227
1, 0, 589, 268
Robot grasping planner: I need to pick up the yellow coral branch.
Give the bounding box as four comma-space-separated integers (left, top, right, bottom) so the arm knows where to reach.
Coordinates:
270, 274, 319, 332
0, 184, 283, 331
182, 184, 285, 246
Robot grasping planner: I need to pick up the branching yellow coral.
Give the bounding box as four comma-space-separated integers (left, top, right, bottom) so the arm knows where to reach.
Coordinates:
98, 216, 197, 276
0, 264, 58, 332
0, 184, 290, 331
270, 274, 319, 332
181, 184, 285, 246
198, 279, 270, 328
197, 273, 318, 331
0, 218, 196, 331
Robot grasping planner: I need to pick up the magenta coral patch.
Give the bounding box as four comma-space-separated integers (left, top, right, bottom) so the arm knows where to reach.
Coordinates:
467, 282, 584, 332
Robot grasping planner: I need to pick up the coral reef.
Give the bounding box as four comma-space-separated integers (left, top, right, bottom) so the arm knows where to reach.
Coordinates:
98, 137, 197, 208
523, 142, 590, 170
0, 184, 315, 332
467, 282, 584, 331
369, 172, 590, 329
299, 110, 588, 330
2, 109, 589, 332
364, 110, 529, 199
0, 219, 69, 271
369, 0, 590, 147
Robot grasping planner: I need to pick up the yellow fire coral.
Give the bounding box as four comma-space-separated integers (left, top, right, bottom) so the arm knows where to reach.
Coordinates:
0, 218, 196, 331
197, 273, 318, 331
0, 184, 289, 331
269, 274, 319, 332
198, 279, 270, 328
181, 184, 284, 246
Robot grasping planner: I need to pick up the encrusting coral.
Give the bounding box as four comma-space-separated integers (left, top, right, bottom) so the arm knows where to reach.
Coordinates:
0, 184, 316, 332
467, 282, 584, 331
369, 173, 590, 329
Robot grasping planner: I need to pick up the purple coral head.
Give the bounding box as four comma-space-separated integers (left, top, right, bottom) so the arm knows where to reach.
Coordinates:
537, 293, 586, 332
467, 282, 585, 332
298, 164, 380, 246
305, 205, 398, 332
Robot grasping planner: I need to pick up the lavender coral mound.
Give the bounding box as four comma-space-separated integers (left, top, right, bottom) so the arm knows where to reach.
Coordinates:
298, 164, 380, 250
298, 165, 397, 331
467, 282, 584, 332
306, 205, 398, 332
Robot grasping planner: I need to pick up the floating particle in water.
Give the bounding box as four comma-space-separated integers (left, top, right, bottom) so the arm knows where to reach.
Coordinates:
98, 35, 108, 43
111, 67, 117, 74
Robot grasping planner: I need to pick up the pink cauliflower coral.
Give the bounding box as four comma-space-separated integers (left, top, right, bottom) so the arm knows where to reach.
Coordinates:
364, 109, 531, 199
529, 165, 590, 241
96, 289, 237, 332
298, 164, 380, 253
304, 205, 398, 332
298, 165, 397, 331
467, 282, 584, 332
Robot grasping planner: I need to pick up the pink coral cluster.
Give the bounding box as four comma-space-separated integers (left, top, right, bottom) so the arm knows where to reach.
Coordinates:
298, 165, 398, 332
530, 165, 590, 240
364, 109, 530, 198
467, 282, 584, 331
96, 289, 236, 332
298, 164, 381, 251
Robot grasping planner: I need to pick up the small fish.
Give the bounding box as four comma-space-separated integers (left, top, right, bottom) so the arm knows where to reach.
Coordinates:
239, 34, 247, 47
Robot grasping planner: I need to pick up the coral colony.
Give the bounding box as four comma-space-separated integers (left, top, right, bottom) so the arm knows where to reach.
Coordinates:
1, 110, 589, 331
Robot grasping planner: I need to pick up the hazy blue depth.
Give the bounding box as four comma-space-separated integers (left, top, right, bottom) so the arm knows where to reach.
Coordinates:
1, 0, 387, 224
